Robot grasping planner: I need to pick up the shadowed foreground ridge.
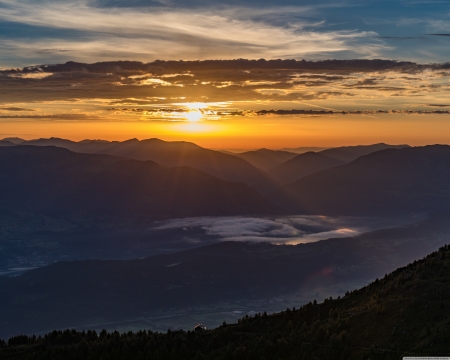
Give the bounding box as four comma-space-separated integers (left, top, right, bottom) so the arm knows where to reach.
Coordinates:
1, 211, 450, 339
2, 245, 450, 360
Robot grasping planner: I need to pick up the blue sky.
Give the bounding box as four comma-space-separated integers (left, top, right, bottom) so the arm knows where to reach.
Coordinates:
0, 0, 449, 67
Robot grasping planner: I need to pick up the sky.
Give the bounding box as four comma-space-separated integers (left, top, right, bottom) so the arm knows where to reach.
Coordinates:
0, 0, 449, 149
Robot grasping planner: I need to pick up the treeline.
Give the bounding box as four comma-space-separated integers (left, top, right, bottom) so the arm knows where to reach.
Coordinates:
2, 245, 450, 360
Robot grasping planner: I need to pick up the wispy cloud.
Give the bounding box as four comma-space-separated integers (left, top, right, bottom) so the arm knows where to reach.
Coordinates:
0, 1, 383, 65
0, 113, 101, 120
0, 107, 34, 111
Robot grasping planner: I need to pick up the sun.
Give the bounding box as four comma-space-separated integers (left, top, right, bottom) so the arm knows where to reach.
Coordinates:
185, 110, 203, 122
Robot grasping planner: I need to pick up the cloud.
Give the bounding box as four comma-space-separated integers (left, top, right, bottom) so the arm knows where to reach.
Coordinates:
0, 107, 34, 111
153, 215, 417, 245
0, 1, 384, 65
378, 36, 426, 40
110, 107, 450, 120
1, 59, 449, 122
0, 113, 100, 120
425, 103, 450, 107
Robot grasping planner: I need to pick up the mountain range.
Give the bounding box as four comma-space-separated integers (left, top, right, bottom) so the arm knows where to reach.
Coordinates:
0, 146, 278, 219
6, 137, 278, 195
2, 140, 450, 217
235, 148, 297, 171
319, 143, 409, 162
267, 151, 345, 185
1, 138, 411, 192
268, 145, 450, 215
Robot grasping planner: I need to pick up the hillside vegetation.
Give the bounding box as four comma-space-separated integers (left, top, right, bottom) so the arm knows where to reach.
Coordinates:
1, 244, 449, 360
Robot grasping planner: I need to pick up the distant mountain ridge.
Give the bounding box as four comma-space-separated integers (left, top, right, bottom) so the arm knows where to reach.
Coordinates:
7, 137, 278, 195
0, 146, 279, 219
279, 146, 330, 153
267, 145, 450, 215
319, 143, 409, 162
235, 148, 297, 170
0, 140, 14, 147
268, 151, 345, 185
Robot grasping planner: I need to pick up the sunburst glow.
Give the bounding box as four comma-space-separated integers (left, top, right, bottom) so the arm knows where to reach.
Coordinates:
184, 110, 203, 122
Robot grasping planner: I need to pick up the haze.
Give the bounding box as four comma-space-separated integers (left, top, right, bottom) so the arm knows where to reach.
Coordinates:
2, 1, 450, 357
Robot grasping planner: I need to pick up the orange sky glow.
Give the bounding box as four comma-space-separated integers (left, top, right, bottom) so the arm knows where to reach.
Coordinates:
2, 113, 450, 150
1, 60, 450, 149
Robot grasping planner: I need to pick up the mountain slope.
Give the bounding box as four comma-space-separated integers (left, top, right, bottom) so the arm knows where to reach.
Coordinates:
1, 211, 449, 338
19, 137, 278, 194
0, 146, 278, 219
320, 143, 409, 162
268, 151, 345, 185
235, 148, 297, 171
267, 145, 450, 215
2, 244, 450, 359
279, 146, 330, 154
0, 137, 24, 144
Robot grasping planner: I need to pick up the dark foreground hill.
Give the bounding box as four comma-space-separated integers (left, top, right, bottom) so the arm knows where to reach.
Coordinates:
14, 137, 278, 194
0, 146, 278, 219
268, 151, 345, 185
1, 211, 449, 339
268, 145, 450, 215
2, 244, 450, 360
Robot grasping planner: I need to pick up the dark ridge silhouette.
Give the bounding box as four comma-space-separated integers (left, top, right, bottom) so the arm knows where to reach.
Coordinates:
18, 138, 278, 195
268, 151, 345, 185
319, 143, 409, 162
3, 243, 449, 358
267, 145, 450, 215
0, 140, 14, 147
235, 148, 297, 171
0, 211, 449, 338
0, 146, 279, 219
279, 146, 330, 154
0, 137, 24, 144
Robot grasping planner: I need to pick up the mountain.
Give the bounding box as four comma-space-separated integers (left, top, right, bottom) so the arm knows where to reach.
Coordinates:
278, 146, 330, 153
0, 137, 24, 144
267, 145, 450, 215
1, 211, 449, 338
235, 148, 297, 171
18, 137, 278, 195
0, 140, 15, 147
319, 143, 410, 162
2, 243, 450, 359
268, 151, 345, 185
0, 146, 278, 219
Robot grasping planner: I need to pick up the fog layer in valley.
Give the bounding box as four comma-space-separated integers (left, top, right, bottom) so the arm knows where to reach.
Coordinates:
152, 214, 423, 245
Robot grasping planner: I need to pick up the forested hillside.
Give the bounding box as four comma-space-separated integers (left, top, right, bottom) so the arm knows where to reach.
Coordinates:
2, 244, 449, 360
